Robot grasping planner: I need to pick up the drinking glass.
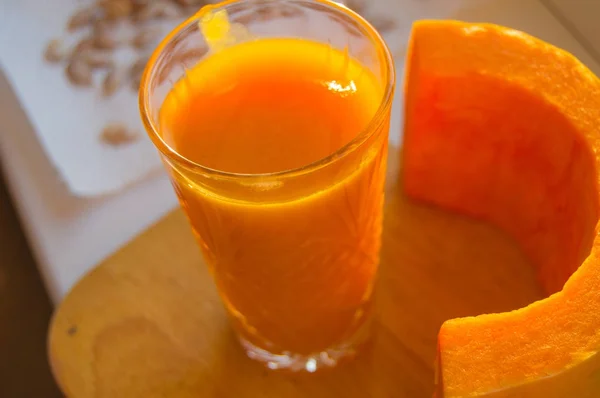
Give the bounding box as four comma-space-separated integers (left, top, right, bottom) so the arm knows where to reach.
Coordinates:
140, 0, 395, 372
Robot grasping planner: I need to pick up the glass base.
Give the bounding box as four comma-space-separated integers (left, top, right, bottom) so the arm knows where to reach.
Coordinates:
238, 334, 365, 373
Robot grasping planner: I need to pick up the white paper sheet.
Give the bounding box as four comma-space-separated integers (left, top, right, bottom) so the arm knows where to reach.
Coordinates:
0, 0, 462, 197
0, 0, 171, 196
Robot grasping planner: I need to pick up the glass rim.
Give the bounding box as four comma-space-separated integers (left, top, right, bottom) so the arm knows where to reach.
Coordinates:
139, 0, 396, 181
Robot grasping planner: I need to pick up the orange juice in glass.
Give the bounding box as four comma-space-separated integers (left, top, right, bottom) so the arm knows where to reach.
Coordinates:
140, 0, 395, 371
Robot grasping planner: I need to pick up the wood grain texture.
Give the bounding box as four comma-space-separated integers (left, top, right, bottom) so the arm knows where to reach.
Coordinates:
48, 148, 544, 397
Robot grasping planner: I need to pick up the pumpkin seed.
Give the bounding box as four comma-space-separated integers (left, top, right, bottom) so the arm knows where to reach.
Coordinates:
44, 39, 66, 63
131, 26, 163, 49
102, 67, 123, 97
67, 7, 97, 31
66, 58, 93, 87
101, 0, 133, 20
85, 52, 114, 69
100, 124, 139, 146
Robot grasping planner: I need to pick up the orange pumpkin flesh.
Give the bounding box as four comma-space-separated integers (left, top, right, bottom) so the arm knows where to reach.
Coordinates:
403, 21, 600, 396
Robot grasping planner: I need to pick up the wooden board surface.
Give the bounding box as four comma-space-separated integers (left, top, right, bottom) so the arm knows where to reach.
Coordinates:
48, 148, 544, 398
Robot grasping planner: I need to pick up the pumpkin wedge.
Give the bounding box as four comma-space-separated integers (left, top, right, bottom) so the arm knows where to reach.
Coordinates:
403, 21, 600, 397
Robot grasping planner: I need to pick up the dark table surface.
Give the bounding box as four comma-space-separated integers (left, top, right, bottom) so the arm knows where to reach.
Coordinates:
0, 170, 62, 398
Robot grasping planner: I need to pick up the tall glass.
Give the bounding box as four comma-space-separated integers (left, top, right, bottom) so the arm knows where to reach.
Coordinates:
140, 0, 395, 372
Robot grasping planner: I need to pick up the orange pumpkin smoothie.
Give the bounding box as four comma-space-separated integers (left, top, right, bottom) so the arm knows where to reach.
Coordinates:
140, 0, 395, 371
159, 37, 388, 354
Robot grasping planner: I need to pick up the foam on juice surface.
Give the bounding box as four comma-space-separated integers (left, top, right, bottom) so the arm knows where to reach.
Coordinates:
198, 7, 252, 53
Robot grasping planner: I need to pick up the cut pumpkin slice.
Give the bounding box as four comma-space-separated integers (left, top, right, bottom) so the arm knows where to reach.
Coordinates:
403, 21, 600, 396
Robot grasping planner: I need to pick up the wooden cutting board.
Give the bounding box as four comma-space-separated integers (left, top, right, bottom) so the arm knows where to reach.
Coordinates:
47, 147, 543, 398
